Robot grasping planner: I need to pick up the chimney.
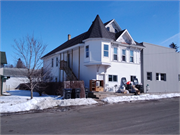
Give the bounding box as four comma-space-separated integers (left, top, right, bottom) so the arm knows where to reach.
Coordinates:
68, 34, 71, 40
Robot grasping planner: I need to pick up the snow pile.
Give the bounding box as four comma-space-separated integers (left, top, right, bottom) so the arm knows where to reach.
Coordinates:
102, 93, 180, 104
0, 90, 97, 113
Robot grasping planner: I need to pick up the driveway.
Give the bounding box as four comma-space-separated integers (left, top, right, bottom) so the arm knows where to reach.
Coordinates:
1, 97, 179, 134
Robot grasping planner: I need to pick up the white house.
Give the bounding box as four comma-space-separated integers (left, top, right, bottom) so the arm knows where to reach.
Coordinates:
42, 15, 144, 92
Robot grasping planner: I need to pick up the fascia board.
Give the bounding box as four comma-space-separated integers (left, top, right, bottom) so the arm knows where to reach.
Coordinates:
41, 43, 85, 60
113, 19, 122, 31
125, 30, 136, 44
112, 41, 145, 49
105, 19, 114, 28
105, 19, 122, 31
55, 43, 84, 54
116, 29, 127, 41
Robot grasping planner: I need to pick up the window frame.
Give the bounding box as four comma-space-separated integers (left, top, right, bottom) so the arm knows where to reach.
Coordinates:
52, 58, 54, 67
108, 75, 118, 82
130, 50, 134, 63
156, 73, 166, 81
178, 74, 180, 81
147, 72, 152, 81
86, 45, 89, 58
122, 49, 126, 62
104, 44, 109, 57
113, 47, 118, 61
56, 57, 58, 67
161, 73, 166, 81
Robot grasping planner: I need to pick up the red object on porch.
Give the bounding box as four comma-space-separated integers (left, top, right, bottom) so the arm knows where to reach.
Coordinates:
127, 81, 131, 85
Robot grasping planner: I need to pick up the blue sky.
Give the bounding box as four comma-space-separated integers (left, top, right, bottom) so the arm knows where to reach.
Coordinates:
1, 1, 179, 65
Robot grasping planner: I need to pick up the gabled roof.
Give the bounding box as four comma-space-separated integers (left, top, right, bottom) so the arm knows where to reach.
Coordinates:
42, 32, 87, 58
0, 51, 7, 64
104, 19, 113, 26
42, 15, 143, 58
83, 15, 112, 40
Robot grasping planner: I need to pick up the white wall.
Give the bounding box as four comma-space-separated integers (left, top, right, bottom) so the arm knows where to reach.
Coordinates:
43, 39, 142, 91
84, 40, 102, 63
105, 62, 141, 89
6, 77, 29, 90
43, 54, 60, 82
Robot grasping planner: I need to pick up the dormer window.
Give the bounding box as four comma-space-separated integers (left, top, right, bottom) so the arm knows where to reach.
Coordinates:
106, 27, 110, 31
115, 29, 118, 33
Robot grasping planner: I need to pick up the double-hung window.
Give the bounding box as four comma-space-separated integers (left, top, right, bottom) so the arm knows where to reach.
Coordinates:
122, 49, 126, 62
104, 44, 109, 57
56, 57, 58, 67
178, 75, 180, 81
147, 72, 152, 81
109, 75, 118, 82
86, 46, 89, 58
52, 58, 54, 67
113, 48, 118, 60
130, 50, 134, 62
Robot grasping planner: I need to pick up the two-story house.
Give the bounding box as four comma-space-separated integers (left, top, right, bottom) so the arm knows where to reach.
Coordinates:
42, 15, 144, 92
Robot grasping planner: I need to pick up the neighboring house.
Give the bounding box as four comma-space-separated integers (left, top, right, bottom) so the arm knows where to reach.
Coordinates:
141, 43, 180, 93
0, 51, 8, 94
0, 51, 7, 68
42, 15, 144, 92
4, 68, 28, 90
0, 52, 28, 94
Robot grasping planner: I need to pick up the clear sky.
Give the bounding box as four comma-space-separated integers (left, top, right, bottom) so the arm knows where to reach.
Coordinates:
1, 1, 179, 65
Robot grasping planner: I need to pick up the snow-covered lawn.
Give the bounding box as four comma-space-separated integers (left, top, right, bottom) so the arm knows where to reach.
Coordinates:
1, 90, 180, 113
0, 90, 97, 113
102, 93, 180, 104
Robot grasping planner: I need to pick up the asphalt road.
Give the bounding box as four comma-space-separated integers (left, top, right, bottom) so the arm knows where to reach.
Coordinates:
1, 97, 179, 134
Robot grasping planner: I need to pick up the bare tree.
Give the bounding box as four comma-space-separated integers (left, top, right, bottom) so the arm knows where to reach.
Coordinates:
13, 34, 47, 99
169, 42, 179, 52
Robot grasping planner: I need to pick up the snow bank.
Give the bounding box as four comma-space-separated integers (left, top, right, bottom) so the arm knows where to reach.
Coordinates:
102, 93, 180, 104
0, 90, 97, 113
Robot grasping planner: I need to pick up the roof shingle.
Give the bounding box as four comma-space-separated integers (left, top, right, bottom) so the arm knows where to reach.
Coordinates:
42, 15, 143, 58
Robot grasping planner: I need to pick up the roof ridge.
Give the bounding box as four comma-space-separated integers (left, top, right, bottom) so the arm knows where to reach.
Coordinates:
83, 15, 112, 40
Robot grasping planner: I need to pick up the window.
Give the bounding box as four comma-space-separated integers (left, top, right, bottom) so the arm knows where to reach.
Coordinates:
52, 58, 54, 67
130, 50, 134, 62
113, 48, 118, 60
161, 73, 166, 81
122, 49, 126, 61
115, 29, 118, 33
156, 73, 166, 81
56, 57, 58, 67
106, 27, 110, 31
104, 44, 109, 57
109, 75, 118, 82
178, 75, 180, 81
156, 73, 159, 80
86, 46, 89, 58
147, 72, 152, 81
